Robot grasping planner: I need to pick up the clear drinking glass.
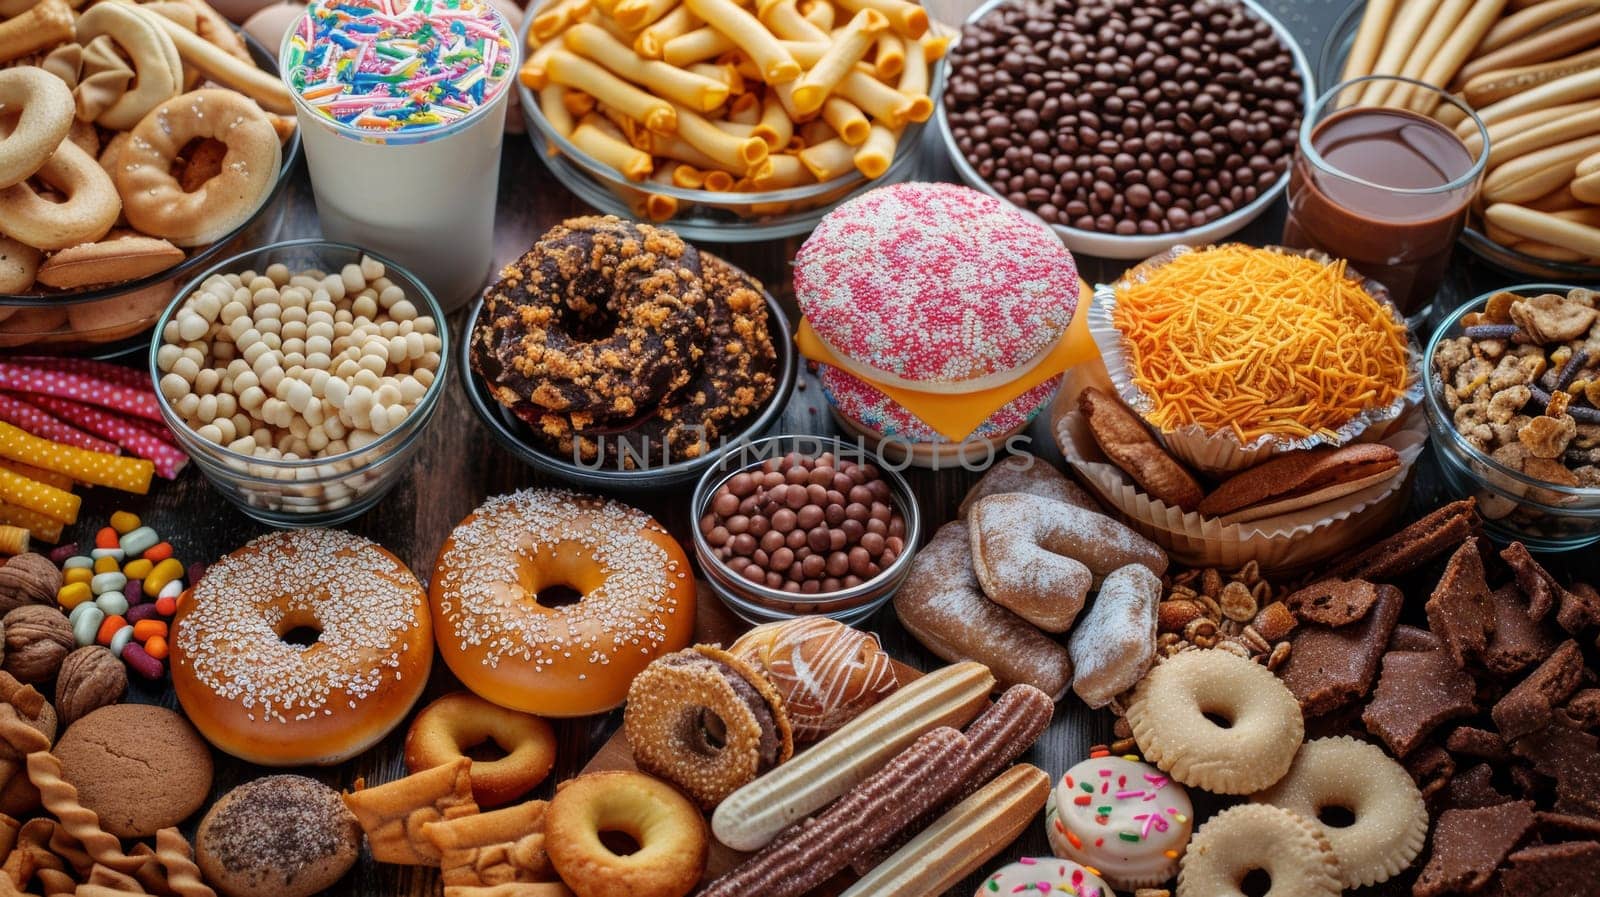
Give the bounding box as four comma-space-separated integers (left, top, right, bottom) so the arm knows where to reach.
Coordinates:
1282, 75, 1488, 325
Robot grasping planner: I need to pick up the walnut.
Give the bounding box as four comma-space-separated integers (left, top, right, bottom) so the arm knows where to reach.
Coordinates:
1454, 401, 1495, 450
54, 647, 125, 727
1433, 337, 1472, 380
1219, 581, 1258, 622
1488, 385, 1531, 423
1157, 599, 1206, 633
2, 607, 72, 684
1453, 357, 1493, 396
1519, 414, 1578, 459
1511, 293, 1599, 343
0, 555, 60, 617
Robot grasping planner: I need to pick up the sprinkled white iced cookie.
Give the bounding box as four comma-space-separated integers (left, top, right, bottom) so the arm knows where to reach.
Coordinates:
977, 856, 1112, 896
1046, 752, 1193, 890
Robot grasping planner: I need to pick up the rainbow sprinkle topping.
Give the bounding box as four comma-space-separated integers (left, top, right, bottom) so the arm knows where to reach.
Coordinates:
284, 0, 515, 134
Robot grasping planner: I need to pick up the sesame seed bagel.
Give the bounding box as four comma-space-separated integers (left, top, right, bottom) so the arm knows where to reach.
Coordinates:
171, 529, 434, 766
429, 489, 696, 717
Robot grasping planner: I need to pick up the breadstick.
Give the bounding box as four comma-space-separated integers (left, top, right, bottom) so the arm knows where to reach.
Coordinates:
685, 0, 801, 82
1357, 0, 1444, 105
564, 22, 731, 110
1485, 103, 1600, 166
1456, 9, 1600, 86
146, 12, 294, 114
1463, 46, 1600, 107
1387, 0, 1473, 108
634, 4, 698, 57
1342, 0, 1398, 81
1408, 0, 1508, 113
834, 0, 924, 37
1484, 132, 1600, 201
1553, 205, 1600, 224
153, 828, 216, 897
822, 95, 870, 143
1479, 0, 1599, 53
0, 0, 73, 66
27, 752, 143, 873
1572, 165, 1600, 200
546, 49, 677, 132
1510, 239, 1592, 261
1472, 66, 1600, 126
759, 0, 828, 40
792, 8, 888, 114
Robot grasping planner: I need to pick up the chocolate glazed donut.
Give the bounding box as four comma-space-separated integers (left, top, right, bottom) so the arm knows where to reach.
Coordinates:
472, 216, 709, 430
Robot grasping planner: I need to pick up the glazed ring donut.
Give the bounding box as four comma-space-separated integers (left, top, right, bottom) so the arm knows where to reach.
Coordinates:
0, 137, 121, 250
0, 68, 74, 189
429, 489, 695, 718
403, 692, 557, 809
545, 770, 708, 897
1252, 737, 1428, 888
472, 216, 708, 426
171, 529, 434, 767
1124, 648, 1305, 795
73, 2, 184, 130
1177, 804, 1342, 897
115, 88, 281, 247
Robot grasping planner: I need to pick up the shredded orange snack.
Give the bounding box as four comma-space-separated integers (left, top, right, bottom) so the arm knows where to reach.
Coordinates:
1111, 245, 1410, 442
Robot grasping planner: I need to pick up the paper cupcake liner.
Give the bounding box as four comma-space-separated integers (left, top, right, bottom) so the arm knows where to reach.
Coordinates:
1087, 244, 1425, 476
1052, 364, 1427, 575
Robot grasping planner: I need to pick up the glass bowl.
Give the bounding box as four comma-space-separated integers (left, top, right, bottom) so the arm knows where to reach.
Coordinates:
0, 29, 304, 356
938, 0, 1313, 260
1423, 284, 1600, 551
1318, 0, 1600, 281
690, 434, 922, 625
149, 240, 449, 527
515, 13, 945, 242
460, 258, 798, 490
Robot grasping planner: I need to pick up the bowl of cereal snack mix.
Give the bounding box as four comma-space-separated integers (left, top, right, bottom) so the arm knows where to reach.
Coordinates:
1426, 285, 1600, 549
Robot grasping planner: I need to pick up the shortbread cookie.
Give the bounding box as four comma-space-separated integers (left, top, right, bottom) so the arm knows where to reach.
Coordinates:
1178, 804, 1341, 897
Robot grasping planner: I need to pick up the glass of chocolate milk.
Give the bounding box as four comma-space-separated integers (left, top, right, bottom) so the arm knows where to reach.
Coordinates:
1282, 76, 1488, 325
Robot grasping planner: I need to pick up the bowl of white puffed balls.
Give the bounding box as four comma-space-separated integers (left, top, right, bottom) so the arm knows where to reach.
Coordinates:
148, 239, 448, 526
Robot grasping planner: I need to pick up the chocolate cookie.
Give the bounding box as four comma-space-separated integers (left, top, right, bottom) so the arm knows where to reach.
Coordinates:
197, 775, 361, 897
1078, 387, 1204, 511
54, 703, 212, 838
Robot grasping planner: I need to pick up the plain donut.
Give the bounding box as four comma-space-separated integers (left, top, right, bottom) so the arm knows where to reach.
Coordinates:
73, 2, 185, 129
0, 136, 121, 250
115, 88, 281, 246
0, 68, 74, 188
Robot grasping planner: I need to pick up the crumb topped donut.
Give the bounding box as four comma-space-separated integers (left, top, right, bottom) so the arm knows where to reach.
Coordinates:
430, 489, 696, 717
196, 775, 361, 897
170, 529, 433, 766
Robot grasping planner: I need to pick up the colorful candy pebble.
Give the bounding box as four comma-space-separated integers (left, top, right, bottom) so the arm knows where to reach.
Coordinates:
62, 555, 93, 570
92, 556, 118, 575
57, 582, 92, 610
143, 541, 174, 562
71, 605, 104, 646
122, 558, 153, 580
63, 568, 91, 586
96, 614, 126, 645
126, 603, 160, 624
143, 559, 184, 597
47, 543, 79, 565
132, 619, 167, 642
109, 511, 140, 534
124, 579, 144, 605
90, 572, 127, 596
157, 579, 182, 601
91, 547, 125, 562
108, 624, 134, 658
142, 635, 167, 661
94, 527, 119, 550
123, 643, 163, 679
119, 526, 160, 557
94, 592, 129, 617
154, 596, 177, 616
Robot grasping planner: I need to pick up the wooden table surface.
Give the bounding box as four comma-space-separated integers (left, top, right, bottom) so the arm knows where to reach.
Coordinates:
65, 14, 1553, 891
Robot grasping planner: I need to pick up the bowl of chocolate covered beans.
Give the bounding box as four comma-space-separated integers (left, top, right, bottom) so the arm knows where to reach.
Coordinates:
148, 240, 448, 526
937, 0, 1312, 259
691, 435, 922, 624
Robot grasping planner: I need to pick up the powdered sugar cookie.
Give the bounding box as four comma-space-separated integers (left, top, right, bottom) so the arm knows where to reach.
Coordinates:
1045, 752, 1193, 890
1124, 649, 1304, 794
1252, 736, 1428, 888
1178, 804, 1341, 897
1068, 564, 1160, 709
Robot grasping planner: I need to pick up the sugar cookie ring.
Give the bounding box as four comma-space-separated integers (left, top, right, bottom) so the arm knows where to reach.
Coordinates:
1251, 736, 1428, 888
0, 68, 74, 189
545, 771, 708, 897
0, 137, 121, 250
73, 2, 185, 130
37, 230, 185, 288
403, 692, 557, 809
0, 235, 42, 293
115, 89, 281, 247
623, 646, 794, 810
1124, 649, 1304, 795
1178, 804, 1340, 897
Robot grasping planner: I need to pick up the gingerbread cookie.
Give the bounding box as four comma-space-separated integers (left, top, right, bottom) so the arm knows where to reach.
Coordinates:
54, 704, 211, 838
